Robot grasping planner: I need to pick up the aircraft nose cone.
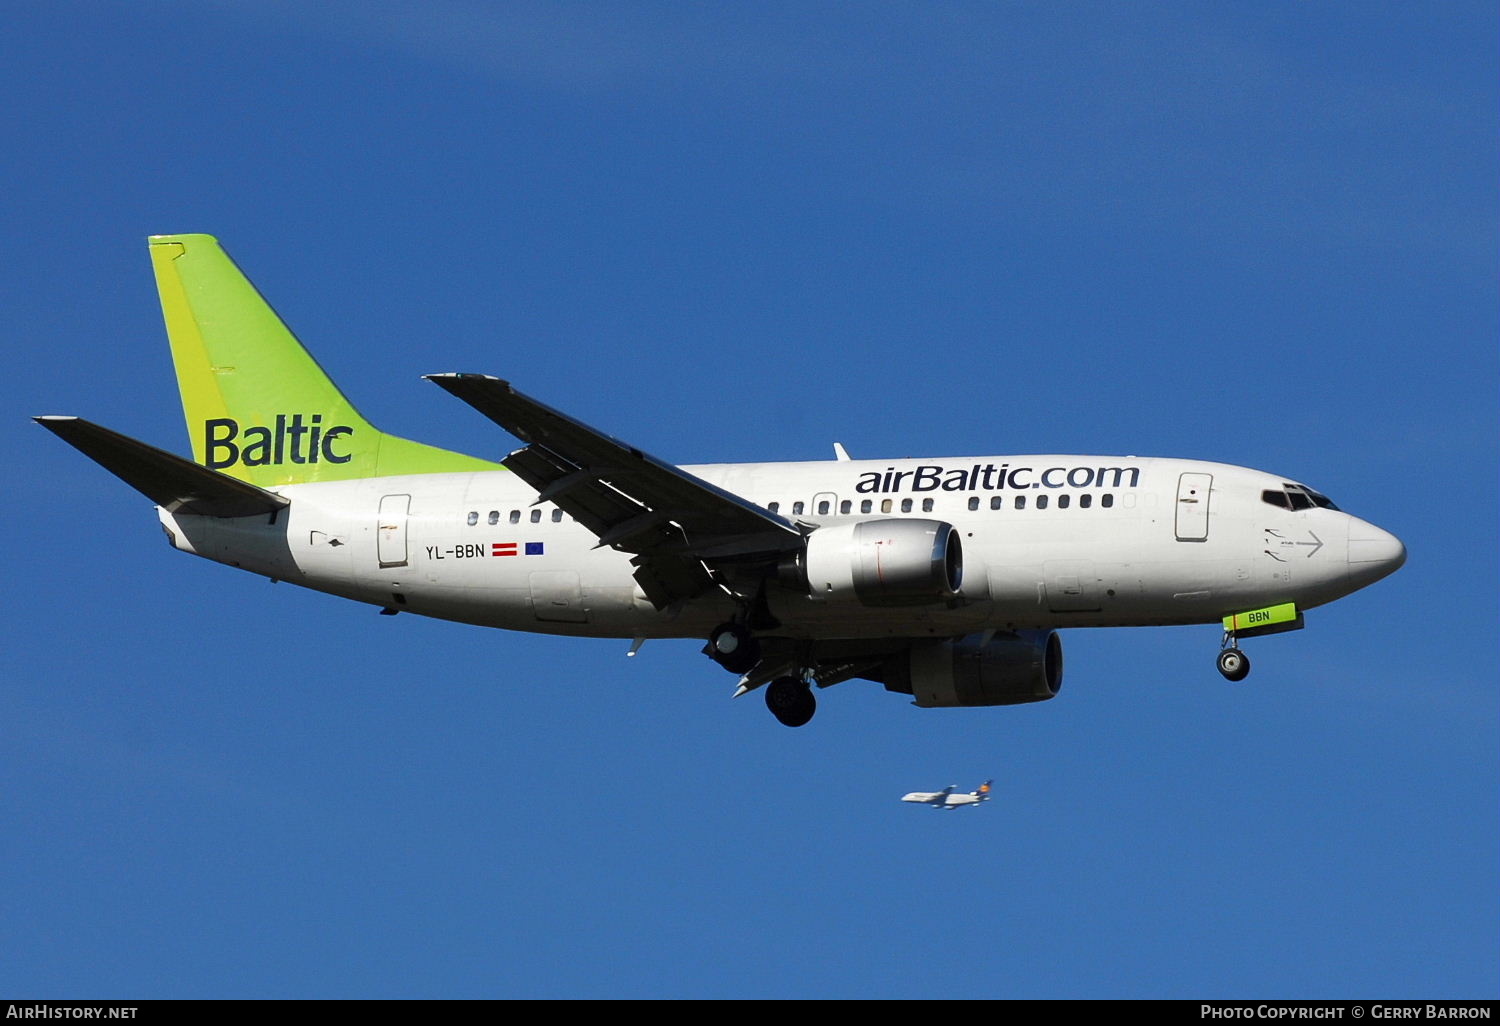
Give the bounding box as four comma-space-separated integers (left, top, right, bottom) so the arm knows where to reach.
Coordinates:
1347, 520, 1406, 588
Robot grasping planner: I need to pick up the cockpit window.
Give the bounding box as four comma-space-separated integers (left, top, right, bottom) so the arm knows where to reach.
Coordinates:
1269, 482, 1341, 512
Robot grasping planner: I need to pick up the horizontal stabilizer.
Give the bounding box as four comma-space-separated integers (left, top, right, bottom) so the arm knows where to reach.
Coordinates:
35, 416, 289, 517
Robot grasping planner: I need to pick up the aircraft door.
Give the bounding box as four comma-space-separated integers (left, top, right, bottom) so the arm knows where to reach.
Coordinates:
1175, 473, 1212, 542
811, 491, 839, 517
377, 493, 411, 567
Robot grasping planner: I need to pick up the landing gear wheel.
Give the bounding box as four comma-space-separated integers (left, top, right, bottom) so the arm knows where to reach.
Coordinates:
707, 622, 761, 675
765, 676, 816, 727
1217, 647, 1250, 682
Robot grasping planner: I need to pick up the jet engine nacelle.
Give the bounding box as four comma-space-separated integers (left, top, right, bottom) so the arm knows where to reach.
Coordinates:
789, 518, 963, 607
884, 630, 1063, 707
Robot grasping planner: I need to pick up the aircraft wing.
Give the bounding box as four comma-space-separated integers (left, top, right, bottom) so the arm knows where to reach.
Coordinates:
426, 374, 804, 608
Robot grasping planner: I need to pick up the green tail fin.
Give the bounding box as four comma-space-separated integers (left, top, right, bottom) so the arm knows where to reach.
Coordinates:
149, 233, 496, 485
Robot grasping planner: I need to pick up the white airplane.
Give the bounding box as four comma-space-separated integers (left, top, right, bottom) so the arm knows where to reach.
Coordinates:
902, 781, 993, 809
36, 235, 1407, 728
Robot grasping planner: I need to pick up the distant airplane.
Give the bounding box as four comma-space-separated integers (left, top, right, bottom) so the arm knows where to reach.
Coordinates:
36, 234, 1406, 728
902, 780, 993, 809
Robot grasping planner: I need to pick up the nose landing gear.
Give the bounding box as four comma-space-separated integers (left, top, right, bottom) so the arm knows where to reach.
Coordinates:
1217, 603, 1303, 682
1216, 643, 1251, 682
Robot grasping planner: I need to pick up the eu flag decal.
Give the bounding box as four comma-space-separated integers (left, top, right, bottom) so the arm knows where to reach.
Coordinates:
525, 542, 544, 556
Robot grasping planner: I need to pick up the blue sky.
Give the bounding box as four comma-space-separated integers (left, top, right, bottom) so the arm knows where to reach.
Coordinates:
3, 1, 1495, 999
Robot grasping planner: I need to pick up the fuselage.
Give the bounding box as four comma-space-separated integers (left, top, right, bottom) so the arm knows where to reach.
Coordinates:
157, 453, 1406, 640
901, 791, 986, 807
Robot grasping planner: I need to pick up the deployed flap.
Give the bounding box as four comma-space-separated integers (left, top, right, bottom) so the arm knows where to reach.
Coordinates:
36, 416, 289, 517
426, 374, 796, 544
425, 374, 802, 604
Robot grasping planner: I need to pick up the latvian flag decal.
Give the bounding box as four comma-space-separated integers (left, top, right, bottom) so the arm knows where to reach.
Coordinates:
493, 542, 545, 556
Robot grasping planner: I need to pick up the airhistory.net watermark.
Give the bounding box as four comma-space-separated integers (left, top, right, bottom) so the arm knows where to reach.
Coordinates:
6, 1007, 137, 1019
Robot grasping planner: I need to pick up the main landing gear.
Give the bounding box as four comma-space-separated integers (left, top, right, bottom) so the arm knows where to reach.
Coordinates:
705, 621, 816, 726
706, 621, 761, 675
764, 676, 816, 728
1217, 637, 1251, 682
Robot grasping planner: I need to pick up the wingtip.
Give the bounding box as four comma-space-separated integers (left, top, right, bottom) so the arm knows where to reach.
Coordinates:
35, 415, 80, 429
424, 372, 509, 385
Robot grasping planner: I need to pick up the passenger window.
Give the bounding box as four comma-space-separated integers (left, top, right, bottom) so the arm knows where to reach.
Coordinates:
922, 498, 934, 512
1014, 495, 1027, 510
792, 501, 805, 515
530, 509, 542, 523
1036, 494, 1049, 510
1079, 494, 1092, 509
488, 510, 499, 525
509, 510, 521, 524
968, 496, 980, 511
817, 500, 830, 515
466, 511, 478, 526
839, 500, 851, 514
861, 499, 873, 513
768, 502, 780, 514
1101, 494, 1114, 508
881, 499, 892, 513
900, 498, 913, 513
1057, 494, 1070, 509
990, 496, 1002, 510
551, 509, 563, 523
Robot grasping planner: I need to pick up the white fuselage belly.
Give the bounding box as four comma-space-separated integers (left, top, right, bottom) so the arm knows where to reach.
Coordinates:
157, 455, 1380, 639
